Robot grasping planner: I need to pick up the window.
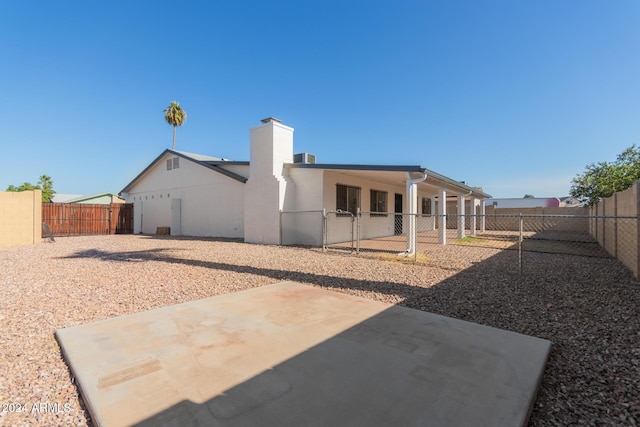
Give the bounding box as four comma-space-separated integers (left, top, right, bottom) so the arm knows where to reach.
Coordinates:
422, 197, 432, 215
370, 190, 388, 214
167, 159, 173, 170
336, 184, 360, 215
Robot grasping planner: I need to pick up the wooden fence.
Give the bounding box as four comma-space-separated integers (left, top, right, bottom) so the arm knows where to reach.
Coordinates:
42, 203, 133, 236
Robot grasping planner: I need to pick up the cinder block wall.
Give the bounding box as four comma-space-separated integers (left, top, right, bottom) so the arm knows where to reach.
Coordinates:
483, 206, 589, 233
0, 190, 42, 248
590, 181, 639, 278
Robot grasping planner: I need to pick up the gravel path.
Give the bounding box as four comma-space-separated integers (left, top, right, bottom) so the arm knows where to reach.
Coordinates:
1, 235, 639, 426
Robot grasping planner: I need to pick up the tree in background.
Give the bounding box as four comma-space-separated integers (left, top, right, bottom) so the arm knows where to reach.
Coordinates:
523, 194, 535, 198
38, 175, 55, 202
5, 174, 56, 202
163, 101, 187, 150
570, 145, 640, 206
6, 183, 38, 192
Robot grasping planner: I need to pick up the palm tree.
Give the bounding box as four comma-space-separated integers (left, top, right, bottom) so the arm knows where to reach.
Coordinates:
163, 101, 187, 150
38, 174, 55, 202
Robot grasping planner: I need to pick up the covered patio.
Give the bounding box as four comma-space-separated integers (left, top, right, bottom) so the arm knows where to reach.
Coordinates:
290, 163, 491, 253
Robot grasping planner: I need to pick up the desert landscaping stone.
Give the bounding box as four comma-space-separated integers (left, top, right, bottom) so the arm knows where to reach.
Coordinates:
1, 235, 639, 426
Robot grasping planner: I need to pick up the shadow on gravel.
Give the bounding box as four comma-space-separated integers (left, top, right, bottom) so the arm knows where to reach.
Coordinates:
141, 235, 244, 243
60, 247, 433, 299
60, 243, 640, 426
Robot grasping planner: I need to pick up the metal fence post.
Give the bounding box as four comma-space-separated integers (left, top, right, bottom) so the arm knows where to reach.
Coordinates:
519, 213, 523, 275
414, 213, 418, 263
356, 208, 361, 254
350, 213, 354, 253
614, 193, 618, 258
322, 210, 327, 252
279, 210, 283, 246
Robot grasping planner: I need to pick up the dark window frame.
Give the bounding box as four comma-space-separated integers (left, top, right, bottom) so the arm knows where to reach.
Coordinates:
422, 197, 432, 215
370, 189, 388, 217
336, 184, 361, 216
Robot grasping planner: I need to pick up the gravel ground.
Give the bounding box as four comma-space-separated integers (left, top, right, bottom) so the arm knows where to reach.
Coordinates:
1, 234, 639, 426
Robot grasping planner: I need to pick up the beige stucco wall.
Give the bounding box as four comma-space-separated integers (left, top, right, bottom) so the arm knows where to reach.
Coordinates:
590, 182, 639, 277
483, 206, 589, 233
0, 190, 42, 248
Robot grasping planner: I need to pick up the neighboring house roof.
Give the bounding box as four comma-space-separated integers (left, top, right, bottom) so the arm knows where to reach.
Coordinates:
485, 197, 561, 208
120, 149, 248, 194
64, 193, 125, 203
52, 194, 85, 203
559, 196, 584, 207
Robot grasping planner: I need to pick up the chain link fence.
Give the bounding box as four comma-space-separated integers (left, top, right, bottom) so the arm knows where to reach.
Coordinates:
280, 210, 639, 276
280, 210, 325, 247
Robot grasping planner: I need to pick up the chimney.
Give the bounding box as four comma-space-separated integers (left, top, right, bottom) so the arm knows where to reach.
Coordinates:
244, 117, 294, 244
248, 117, 294, 178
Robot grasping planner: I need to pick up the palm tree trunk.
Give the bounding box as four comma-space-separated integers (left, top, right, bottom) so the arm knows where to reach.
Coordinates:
172, 126, 177, 150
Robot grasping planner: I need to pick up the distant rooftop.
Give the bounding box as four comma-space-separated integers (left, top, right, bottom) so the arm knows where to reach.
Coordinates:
52, 194, 85, 203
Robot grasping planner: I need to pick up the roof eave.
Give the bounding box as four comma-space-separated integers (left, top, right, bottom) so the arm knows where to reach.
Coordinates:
286, 163, 491, 198
120, 149, 247, 195
285, 163, 425, 173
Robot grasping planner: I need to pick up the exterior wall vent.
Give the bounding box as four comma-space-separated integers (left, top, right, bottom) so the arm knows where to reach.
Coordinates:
293, 153, 316, 164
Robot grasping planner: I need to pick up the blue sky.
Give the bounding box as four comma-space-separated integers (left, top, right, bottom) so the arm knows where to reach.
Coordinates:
1, 1, 639, 198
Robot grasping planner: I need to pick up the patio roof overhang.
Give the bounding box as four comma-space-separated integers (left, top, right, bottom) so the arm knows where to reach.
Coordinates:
286, 163, 491, 199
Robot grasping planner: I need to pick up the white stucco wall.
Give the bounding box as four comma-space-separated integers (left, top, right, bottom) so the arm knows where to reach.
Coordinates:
244, 120, 295, 245
280, 168, 325, 245
288, 168, 324, 211
122, 152, 245, 237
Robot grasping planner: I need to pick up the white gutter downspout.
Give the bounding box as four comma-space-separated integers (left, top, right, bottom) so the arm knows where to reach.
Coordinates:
406, 172, 428, 254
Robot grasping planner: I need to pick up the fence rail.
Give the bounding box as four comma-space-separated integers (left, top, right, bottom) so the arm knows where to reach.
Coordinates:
42, 203, 133, 236
280, 210, 639, 276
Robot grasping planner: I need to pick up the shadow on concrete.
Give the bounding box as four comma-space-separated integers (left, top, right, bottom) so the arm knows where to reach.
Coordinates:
117, 300, 549, 427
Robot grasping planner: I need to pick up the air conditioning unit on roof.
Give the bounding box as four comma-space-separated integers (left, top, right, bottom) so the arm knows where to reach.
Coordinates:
293, 153, 316, 164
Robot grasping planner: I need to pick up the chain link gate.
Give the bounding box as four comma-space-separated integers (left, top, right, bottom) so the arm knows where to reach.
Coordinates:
323, 210, 358, 253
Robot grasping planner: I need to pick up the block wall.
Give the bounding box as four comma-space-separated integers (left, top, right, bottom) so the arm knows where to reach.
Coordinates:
0, 190, 42, 248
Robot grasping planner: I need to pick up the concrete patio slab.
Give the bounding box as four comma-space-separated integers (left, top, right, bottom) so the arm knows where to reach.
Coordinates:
56, 281, 551, 427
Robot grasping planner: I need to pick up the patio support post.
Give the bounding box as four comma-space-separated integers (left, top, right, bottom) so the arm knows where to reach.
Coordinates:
457, 194, 465, 239
405, 172, 427, 254
470, 197, 477, 236
480, 201, 486, 233
438, 189, 447, 245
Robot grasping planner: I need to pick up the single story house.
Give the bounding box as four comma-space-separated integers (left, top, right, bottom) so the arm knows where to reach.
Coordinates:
120, 118, 491, 253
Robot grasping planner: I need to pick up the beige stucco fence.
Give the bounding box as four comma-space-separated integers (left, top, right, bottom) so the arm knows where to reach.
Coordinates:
0, 190, 42, 249
589, 181, 640, 278
483, 206, 589, 232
